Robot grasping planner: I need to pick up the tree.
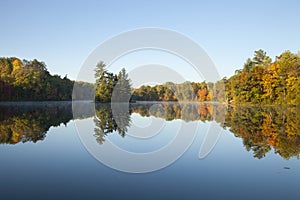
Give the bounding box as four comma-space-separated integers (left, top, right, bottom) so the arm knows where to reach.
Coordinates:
0, 57, 75, 101
94, 62, 132, 103
112, 68, 132, 102
224, 49, 300, 105
94, 61, 112, 102
253, 49, 272, 68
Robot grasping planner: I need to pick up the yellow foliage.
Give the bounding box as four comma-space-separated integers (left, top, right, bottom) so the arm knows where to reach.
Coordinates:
207, 104, 213, 116
12, 59, 22, 72
11, 131, 20, 143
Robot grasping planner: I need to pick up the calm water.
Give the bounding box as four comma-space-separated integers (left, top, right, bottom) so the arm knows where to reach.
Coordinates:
0, 102, 299, 200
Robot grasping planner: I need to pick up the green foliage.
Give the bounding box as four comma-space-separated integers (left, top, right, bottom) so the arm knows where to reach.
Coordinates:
1, 49, 299, 105
0, 101, 299, 160
94, 62, 132, 102
93, 104, 131, 143
0, 57, 93, 101
0, 103, 73, 144
226, 50, 300, 105
225, 105, 300, 159
132, 82, 202, 102
131, 50, 299, 105
131, 103, 300, 160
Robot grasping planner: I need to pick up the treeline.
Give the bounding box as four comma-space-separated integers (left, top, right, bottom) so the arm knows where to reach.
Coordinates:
2, 49, 299, 104
225, 50, 300, 105
0, 57, 93, 101
131, 50, 299, 105
131, 81, 224, 102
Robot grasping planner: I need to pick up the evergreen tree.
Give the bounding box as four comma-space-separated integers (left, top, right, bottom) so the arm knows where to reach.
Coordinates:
94, 62, 132, 103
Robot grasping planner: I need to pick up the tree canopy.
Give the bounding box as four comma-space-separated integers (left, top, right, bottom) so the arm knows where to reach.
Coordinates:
131, 50, 299, 105
0, 57, 93, 101
225, 50, 300, 105
1, 49, 299, 105
94, 62, 132, 103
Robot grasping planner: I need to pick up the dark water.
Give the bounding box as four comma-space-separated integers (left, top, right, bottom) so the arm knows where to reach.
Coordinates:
0, 102, 299, 200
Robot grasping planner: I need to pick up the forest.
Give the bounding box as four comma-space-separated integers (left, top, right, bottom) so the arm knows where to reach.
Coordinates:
0, 49, 299, 104
0, 57, 93, 101
225, 50, 300, 105
131, 50, 300, 105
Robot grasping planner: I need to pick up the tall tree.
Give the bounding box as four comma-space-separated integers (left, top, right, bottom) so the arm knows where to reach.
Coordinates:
113, 68, 132, 102
94, 62, 132, 103
94, 61, 111, 102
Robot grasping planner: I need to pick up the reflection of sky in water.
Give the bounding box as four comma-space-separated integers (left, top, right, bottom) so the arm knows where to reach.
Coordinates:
131, 113, 152, 128
108, 113, 203, 153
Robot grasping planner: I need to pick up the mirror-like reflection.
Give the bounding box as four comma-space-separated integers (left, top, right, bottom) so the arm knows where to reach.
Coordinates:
0, 102, 92, 144
225, 106, 300, 160
94, 104, 131, 144
0, 102, 299, 160
130, 102, 226, 122
93, 102, 299, 160
0, 103, 72, 144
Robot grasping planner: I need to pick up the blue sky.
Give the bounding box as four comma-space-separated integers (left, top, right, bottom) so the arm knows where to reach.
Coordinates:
1, 0, 300, 82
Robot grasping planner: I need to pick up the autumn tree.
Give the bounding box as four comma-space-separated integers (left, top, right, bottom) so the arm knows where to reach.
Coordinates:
0, 57, 77, 101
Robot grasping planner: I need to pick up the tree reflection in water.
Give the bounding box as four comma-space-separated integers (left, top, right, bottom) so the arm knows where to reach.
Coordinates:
0, 102, 93, 144
93, 103, 131, 144
94, 102, 299, 160
0, 102, 73, 144
0, 102, 298, 160
225, 105, 300, 160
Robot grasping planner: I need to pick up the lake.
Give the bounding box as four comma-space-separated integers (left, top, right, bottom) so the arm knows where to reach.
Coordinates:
0, 102, 299, 200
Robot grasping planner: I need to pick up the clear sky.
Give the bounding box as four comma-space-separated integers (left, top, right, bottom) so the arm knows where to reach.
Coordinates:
1, 0, 300, 82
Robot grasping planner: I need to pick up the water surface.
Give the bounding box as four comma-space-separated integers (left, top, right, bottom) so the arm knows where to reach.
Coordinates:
0, 102, 299, 200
